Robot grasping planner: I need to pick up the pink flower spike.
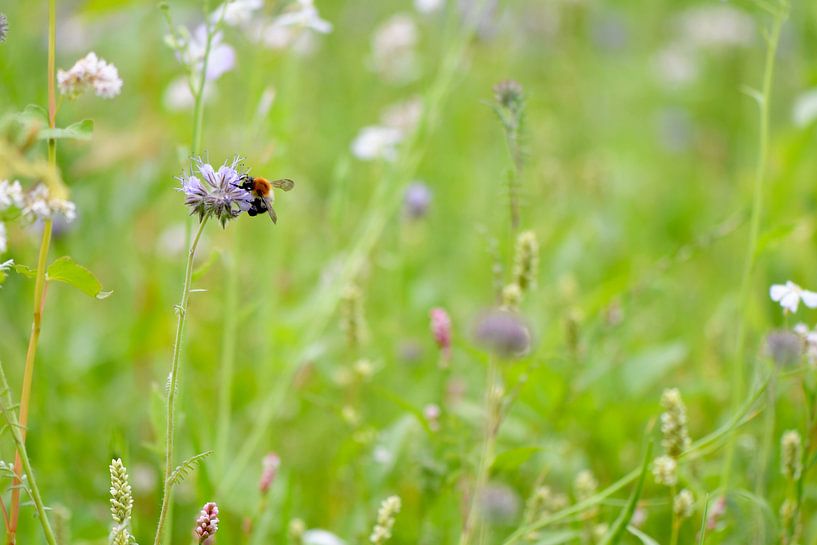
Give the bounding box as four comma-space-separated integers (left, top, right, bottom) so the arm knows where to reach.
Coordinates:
194, 502, 220, 544
430, 308, 452, 363
259, 452, 281, 495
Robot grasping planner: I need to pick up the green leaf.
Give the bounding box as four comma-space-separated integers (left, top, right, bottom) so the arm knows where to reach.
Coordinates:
491, 446, 541, 474
168, 450, 214, 486
12, 264, 36, 278
46, 256, 112, 299
23, 104, 48, 121
598, 439, 653, 545
626, 526, 660, 545
37, 119, 94, 141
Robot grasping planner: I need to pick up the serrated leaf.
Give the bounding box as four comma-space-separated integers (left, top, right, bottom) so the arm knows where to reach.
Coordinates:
37, 119, 94, 141
46, 256, 111, 299
167, 450, 213, 486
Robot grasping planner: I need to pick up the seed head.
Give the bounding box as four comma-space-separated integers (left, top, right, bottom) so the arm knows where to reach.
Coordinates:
193, 502, 220, 544
673, 489, 694, 519
178, 157, 252, 226
660, 388, 691, 458
370, 496, 401, 545
652, 455, 678, 487
512, 230, 539, 292
781, 430, 802, 480
109, 458, 135, 545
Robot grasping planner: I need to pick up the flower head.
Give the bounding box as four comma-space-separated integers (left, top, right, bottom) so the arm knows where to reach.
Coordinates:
403, 182, 432, 219
259, 452, 281, 495
660, 388, 691, 458
652, 455, 678, 486
57, 52, 123, 99
0, 180, 24, 212
673, 489, 694, 519
0, 13, 8, 43
770, 281, 817, 314
474, 309, 530, 358
429, 307, 452, 362
370, 496, 401, 545
178, 157, 252, 226
194, 502, 219, 544
22, 185, 76, 223
109, 459, 135, 545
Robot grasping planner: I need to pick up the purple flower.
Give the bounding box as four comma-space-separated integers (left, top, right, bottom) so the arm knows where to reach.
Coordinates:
403, 182, 432, 219
194, 502, 219, 544
178, 157, 252, 226
474, 310, 530, 358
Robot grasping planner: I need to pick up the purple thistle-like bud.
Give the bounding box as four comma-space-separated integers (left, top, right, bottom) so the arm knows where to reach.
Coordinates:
403, 182, 432, 219
430, 308, 452, 362
178, 156, 252, 227
194, 502, 219, 544
259, 452, 281, 495
474, 309, 530, 358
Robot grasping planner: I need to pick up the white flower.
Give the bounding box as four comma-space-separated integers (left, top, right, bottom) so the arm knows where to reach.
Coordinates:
303, 530, 346, 545
275, 0, 332, 34
381, 97, 423, 133
212, 0, 263, 27
0, 180, 25, 211
793, 89, 817, 128
351, 126, 404, 161
21, 185, 76, 223
415, 0, 444, 14
370, 14, 419, 84
0, 223, 6, 254
770, 281, 817, 314
653, 45, 698, 88
176, 25, 236, 81
163, 76, 217, 111
676, 5, 754, 50
57, 52, 123, 98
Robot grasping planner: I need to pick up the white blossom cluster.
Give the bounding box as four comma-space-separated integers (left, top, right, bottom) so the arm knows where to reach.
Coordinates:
57, 52, 123, 98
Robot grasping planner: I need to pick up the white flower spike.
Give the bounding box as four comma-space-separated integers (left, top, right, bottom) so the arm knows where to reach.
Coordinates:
770, 281, 817, 314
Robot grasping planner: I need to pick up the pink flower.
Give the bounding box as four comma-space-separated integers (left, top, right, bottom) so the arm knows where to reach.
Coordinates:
430, 308, 452, 363
259, 452, 281, 495
194, 502, 219, 544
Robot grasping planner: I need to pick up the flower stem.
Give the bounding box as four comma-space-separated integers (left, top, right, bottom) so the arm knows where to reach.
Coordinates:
7, 0, 57, 540
153, 216, 210, 545
0, 362, 57, 545
720, 4, 786, 490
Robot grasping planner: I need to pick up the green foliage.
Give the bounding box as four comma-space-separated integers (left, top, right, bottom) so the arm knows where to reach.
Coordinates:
46, 256, 111, 299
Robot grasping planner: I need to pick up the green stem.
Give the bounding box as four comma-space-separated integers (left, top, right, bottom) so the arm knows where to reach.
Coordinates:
669, 485, 679, 545
720, 6, 786, 490
459, 359, 501, 545
0, 362, 57, 545
191, 0, 218, 156
215, 247, 239, 470
7, 0, 58, 540
153, 216, 210, 545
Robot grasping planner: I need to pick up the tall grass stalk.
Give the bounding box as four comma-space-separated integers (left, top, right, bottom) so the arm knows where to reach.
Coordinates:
7, 0, 57, 542
721, 1, 788, 490
152, 215, 210, 545
0, 362, 57, 545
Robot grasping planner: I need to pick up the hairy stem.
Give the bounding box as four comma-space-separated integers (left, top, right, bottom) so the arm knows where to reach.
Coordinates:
0, 363, 57, 545
153, 216, 209, 545
7, 0, 57, 541
720, 5, 787, 489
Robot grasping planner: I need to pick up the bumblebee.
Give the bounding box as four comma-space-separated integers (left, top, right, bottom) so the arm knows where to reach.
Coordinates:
238, 175, 294, 223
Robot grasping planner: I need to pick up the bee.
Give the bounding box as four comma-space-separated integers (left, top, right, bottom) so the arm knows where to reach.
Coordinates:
238, 175, 294, 224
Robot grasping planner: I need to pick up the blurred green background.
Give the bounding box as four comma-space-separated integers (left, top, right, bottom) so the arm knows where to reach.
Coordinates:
2, 0, 817, 543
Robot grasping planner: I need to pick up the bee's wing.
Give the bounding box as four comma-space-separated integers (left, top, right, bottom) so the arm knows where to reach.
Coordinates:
263, 196, 278, 224
271, 178, 294, 191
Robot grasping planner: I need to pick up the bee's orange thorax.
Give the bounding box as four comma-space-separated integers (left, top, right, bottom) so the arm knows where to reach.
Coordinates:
253, 177, 272, 196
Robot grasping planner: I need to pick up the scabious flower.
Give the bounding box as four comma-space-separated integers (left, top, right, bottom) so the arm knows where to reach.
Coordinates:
259, 452, 281, 495
370, 496, 401, 545
178, 157, 252, 226
474, 309, 530, 358
109, 458, 135, 545
169, 25, 235, 82
478, 483, 521, 524
193, 502, 219, 544
429, 307, 452, 363
660, 388, 691, 458
673, 489, 694, 519
770, 281, 817, 314
57, 52, 123, 98
403, 182, 431, 219
781, 430, 802, 481
370, 14, 419, 84
652, 455, 678, 486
